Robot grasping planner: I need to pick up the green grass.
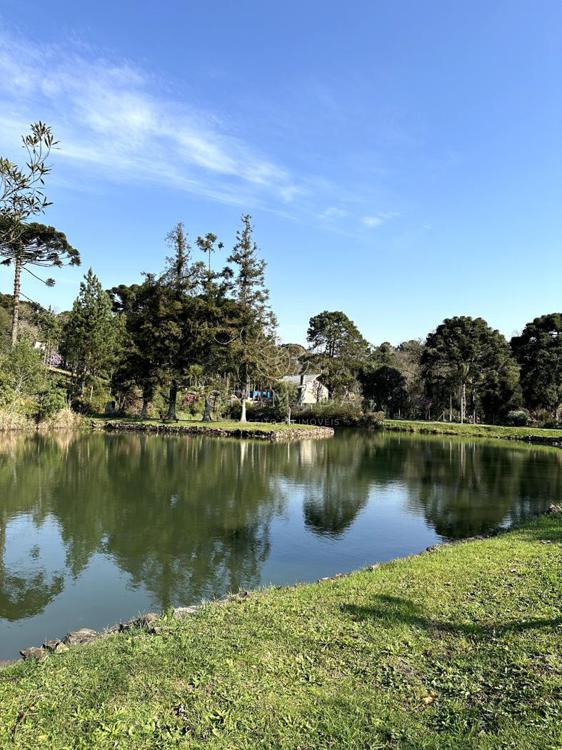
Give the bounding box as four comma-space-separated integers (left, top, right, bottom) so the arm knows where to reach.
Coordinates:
92, 416, 324, 433
1, 516, 561, 749
384, 419, 562, 442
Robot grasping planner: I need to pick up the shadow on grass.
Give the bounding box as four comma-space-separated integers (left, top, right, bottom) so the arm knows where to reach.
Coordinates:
342, 594, 562, 637
516, 516, 562, 544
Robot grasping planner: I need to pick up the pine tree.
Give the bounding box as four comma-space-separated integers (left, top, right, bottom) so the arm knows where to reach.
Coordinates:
511, 313, 562, 420
227, 214, 276, 422
421, 316, 520, 424
159, 222, 206, 419
0, 219, 79, 344
228, 215, 272, 322
61, 269, 117, 396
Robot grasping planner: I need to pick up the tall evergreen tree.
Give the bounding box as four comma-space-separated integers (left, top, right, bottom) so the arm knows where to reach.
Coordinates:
163, 222, 201, 293
511, 313, 561, 420
0, 219, 79, 344
61, 269, 117, 397
306, 310, 369, 398
159, 223, 206, 419
227, 214, 276, 422
359, 365, 408, 416
109, 280, 165, 418
421, 316, 520, 423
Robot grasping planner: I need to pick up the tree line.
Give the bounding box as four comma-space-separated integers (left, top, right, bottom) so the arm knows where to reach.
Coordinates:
302, 309, 560, 425
0, 123, 560, 427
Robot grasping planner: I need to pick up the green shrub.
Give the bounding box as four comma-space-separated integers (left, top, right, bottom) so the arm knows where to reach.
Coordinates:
35, 386, 67, 422
362, 410, 385, 427
0, 339, 46, 403
228, 400, 287, 422
505, 409, 531, 427
72, 380, 113, 415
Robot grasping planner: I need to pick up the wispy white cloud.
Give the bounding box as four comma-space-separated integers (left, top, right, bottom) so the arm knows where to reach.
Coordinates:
0, 28, 402, 229
362, 215, 385, 228
361, 211, 398, 229
320, 206, 349, 220
0, 30, 299, 208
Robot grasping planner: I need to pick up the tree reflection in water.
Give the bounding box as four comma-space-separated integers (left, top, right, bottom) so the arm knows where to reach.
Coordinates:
0, 431, 559, 624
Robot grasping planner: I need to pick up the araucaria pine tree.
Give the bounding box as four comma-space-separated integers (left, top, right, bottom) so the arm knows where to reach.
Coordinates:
0, 219, 80, 344
61, 269, 117, 398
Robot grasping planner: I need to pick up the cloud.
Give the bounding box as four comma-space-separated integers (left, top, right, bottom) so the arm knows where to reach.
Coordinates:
321, 206, 349, 219
361, 211, 398, 229
0, 28, 402, 230
362, 215, 385, 228
0, 29, 299, 208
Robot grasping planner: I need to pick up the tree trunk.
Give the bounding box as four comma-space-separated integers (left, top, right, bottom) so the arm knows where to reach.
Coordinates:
166, 381, 178, 420
140, 387, 151, 419
11, 256, 22, 346
240, 394, 247, 423
460, 382, 466, 424
449, 393, 453, 422
202, 396, 213, 422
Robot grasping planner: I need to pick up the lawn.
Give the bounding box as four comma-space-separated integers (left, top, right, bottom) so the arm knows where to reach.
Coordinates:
92, 416, 322, 432
90, 416, 334, 441
384, 418, 562, 443
1, 515, 560, 749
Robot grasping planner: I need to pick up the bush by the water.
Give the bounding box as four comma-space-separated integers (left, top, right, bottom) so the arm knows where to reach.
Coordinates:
293, 402, 384, 427
505, 408, 531, 426
226, 399, 386, 427
0, 339, 78, 429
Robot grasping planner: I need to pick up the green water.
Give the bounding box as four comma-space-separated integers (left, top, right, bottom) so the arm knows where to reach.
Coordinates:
0, 430, 559, 659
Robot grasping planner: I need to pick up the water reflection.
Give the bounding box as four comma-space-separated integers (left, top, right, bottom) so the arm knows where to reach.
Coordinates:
0, 431, 559, 656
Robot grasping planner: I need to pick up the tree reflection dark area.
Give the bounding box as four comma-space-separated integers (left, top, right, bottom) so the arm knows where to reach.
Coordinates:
0, 432, 559, 649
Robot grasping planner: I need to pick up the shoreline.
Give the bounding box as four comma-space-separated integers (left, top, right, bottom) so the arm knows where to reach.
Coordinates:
6, 506, 560, 668
1, 511, 559, 748
382, 418, 562, 447
0, 415, 559, 447
94, 419, 335, 441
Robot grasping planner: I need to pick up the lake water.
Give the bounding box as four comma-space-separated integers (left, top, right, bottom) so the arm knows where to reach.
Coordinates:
0, 430, 560, 659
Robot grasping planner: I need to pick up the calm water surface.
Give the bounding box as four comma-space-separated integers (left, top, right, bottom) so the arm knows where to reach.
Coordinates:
0, 430, 560, 658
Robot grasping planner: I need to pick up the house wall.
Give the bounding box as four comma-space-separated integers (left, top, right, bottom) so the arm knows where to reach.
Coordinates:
300, 381, 329, 404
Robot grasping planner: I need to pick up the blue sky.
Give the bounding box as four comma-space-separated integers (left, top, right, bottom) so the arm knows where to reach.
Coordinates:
0, 1, 560, 345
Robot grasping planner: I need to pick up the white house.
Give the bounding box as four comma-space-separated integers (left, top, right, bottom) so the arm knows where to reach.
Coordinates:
281, 373, 329, 405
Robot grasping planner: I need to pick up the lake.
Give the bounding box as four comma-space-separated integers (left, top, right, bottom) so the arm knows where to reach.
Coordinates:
0, 430, 560, 659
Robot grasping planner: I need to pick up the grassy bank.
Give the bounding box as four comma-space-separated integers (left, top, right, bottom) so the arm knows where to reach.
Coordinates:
0, 406, 84, 432
1, 516, 560, 749
91, 417, 334, 441
384, 418, 562, 444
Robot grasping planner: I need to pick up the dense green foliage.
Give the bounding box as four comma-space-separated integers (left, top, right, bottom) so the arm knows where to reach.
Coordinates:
105, 216, 279, 423
60, 269, 117, 409
0, 515, 559, 749
511, 313, 561, 421
421, 316, 521, 424
307, 310, 369, 398
359, 364, 408, 415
